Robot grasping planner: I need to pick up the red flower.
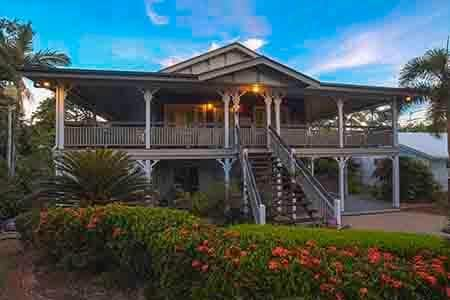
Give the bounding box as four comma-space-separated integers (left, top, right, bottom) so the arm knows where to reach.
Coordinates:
367, 248, 382, 264
86, 216, 100, 229
201, 264, 209, 273
335, 292, 345, 300
272, 246, 290, 257
281, 258, 289, 268
191, 260, 202, 269
359, 287, 368, 297
383, 252, 394, 261
196, 245, 209, 253
446, 287, 450, 298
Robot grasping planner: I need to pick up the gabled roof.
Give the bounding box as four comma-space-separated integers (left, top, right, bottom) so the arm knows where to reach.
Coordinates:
159, 42, 260, 73
399, 133, 448, 160
198, 56, 321, 87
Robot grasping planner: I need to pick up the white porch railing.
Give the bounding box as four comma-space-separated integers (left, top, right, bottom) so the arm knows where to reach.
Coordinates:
281, 125, 393, 147
65, 127, 145, 147
65, 124, 394, 148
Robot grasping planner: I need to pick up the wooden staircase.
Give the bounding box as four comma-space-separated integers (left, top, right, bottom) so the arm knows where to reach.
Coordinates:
247, 152, 319, 225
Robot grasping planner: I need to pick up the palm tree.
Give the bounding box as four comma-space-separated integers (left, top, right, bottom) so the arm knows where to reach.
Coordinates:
42, 149, 148, 206
0, 19, 71, 176
399, 43, 449, 204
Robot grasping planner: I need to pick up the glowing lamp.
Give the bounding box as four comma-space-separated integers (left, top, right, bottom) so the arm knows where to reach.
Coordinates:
207, 103, 214, 110
251, 84, 260, 93
405, 96, 412, 102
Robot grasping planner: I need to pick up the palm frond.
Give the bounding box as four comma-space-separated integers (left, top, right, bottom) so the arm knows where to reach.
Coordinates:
41, 149, 148, 205
24, 50, 71, 67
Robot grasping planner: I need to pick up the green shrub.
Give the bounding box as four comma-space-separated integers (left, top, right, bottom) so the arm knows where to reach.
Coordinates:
21, 205, 450, 300
374, 157, 441, 201
233, 224, 449, 257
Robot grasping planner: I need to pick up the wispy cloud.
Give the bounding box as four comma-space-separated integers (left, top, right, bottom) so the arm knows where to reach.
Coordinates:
145, 0, 169, 25
292, 1, 450, 83
175, 0, 270, 38
158, 37, 268, 67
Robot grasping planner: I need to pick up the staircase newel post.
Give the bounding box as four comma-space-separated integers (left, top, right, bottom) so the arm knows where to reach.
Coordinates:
289, 149, 297, 220
259, 204, 266, 225
334, 199, 342, 229
242, 149, 249, 216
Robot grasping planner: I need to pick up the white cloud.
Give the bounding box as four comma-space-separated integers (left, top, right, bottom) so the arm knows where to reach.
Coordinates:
159, 56, 188, 67
303, 7, 449, 77
145, 0, 169, 25
208, 42, 220, 51
242, 38, 266, 51
158, 38, 267, 68
175, 0, 270, 38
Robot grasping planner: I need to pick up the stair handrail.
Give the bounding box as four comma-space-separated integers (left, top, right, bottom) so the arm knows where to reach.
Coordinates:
267, 126, 341, 227
234, 125, 266, 224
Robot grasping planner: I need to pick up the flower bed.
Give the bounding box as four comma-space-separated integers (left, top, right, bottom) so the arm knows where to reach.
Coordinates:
17, 205, 450, 300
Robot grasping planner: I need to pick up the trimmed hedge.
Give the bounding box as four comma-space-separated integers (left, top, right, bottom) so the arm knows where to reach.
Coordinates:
18, 205, 450, 300
232, 224, 450, 257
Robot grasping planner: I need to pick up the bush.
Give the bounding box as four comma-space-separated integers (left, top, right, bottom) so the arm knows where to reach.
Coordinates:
374, 157, 441, 201
19, 205, 450, 300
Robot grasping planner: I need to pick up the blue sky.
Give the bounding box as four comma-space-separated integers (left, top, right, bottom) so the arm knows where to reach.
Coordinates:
2, 0, 450, 88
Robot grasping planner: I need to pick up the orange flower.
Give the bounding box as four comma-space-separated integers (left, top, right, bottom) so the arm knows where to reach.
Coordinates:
359, 287, 368, 297
306, 240, 317, 248
272, 246, 290, 257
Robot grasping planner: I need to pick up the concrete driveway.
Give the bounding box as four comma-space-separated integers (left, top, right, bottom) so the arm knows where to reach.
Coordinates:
343, 212, 448, 235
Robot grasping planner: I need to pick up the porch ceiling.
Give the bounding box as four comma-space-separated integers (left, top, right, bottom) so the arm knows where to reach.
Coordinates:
22, 66, 414, 122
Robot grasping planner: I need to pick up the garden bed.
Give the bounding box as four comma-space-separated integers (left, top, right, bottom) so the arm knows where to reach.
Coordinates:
15, 204, 450, 300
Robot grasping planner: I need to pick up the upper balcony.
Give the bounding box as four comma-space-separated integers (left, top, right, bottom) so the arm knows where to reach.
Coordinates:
64, 122, 394, 150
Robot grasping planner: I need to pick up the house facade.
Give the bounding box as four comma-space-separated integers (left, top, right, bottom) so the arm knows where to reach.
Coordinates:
23, 43, 413, 227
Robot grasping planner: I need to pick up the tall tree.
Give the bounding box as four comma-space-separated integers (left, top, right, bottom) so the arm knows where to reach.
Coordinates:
0, 18, 71, 176
399, 42, 449, 202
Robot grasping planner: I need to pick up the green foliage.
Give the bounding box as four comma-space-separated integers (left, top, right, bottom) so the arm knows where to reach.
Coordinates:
400, 47, 449, 134
41, 149, 148, 206
233, 224, 449, 258
374, 157, 441, 201
20, 205, 450, 300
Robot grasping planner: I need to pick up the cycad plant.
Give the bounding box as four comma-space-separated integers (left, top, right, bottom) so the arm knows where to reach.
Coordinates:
43, 149, 148, 206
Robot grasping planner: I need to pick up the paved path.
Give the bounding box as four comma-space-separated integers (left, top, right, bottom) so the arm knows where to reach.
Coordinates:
343, 212, 448, 235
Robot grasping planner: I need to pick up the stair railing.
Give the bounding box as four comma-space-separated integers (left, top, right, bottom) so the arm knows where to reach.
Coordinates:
267, 126, 341, 228
234, 125, 266, 224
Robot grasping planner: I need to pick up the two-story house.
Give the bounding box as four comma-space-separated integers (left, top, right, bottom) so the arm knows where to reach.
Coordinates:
23, 42, 414, 227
